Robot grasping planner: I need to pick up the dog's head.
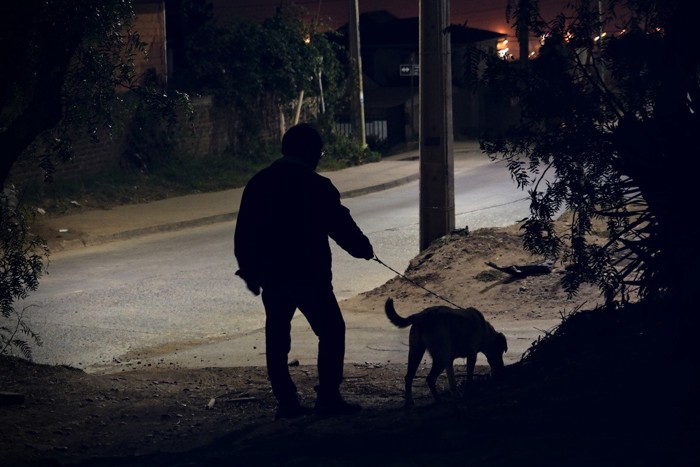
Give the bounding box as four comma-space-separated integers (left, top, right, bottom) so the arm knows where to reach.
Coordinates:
485, 332, 508, 379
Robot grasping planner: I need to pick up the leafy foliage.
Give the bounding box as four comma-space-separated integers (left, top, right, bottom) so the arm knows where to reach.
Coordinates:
171, 3, 346, 156
1, 189, 48, 359
0, 0, 191, 360
480, 0, 700, 307
0, 0, 191, 188
321, 133, 381, 167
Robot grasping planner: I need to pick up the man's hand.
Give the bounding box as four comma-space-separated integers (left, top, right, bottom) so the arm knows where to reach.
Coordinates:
245, 281, 261, 296
235, 270, 261, 296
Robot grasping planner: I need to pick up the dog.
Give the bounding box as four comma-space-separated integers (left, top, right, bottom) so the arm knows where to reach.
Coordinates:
384, 298, 507, 406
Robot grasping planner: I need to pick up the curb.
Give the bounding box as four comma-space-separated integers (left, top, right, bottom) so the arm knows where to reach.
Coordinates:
339, 173, 419, 199
48, 174, 421, 253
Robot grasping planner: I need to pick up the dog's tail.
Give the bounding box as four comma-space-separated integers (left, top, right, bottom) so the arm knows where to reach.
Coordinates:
384, 298, 414, 328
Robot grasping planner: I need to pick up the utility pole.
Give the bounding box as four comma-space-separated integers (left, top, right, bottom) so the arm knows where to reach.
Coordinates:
348, 0, 366, 146
419, 0, 454, 251
517, 0, 530, 62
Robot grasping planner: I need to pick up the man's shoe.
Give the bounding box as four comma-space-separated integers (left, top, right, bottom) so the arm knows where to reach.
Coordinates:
275, 404, 313, 420
314, 397, 362, 417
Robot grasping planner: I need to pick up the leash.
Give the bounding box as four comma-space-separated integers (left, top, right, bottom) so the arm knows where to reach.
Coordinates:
372, 255, 466, 310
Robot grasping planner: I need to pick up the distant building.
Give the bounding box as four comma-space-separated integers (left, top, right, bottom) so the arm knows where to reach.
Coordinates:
336, 11, 508, 147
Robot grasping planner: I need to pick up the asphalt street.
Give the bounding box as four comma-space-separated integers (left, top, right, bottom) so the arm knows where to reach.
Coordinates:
23, 141, 551, 373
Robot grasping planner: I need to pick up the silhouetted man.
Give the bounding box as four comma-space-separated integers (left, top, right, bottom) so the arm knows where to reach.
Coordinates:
234, 123, 374, 419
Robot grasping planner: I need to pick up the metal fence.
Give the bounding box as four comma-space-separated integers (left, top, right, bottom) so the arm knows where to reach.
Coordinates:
335, 120, 388, 141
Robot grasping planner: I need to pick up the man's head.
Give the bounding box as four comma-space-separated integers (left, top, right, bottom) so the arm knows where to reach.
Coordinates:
281, 123, 324, 168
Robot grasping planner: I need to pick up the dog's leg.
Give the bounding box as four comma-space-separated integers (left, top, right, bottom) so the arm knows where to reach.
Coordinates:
465, 353, 477, 382
426, 361, 446, 403
445, 360, 458, 396
463, 353, 477, 399
404, 329, 425, 407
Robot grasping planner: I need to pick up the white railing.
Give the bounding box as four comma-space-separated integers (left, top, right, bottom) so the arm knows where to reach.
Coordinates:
335, 120, 388, 141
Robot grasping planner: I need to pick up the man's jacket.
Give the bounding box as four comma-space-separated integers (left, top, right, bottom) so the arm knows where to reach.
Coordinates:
234, 158, 373, 288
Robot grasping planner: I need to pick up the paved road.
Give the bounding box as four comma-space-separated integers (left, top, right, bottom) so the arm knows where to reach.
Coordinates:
20, 148, 545, 372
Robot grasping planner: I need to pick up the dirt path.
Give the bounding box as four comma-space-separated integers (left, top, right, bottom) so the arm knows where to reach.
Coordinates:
1, 222, 618, 466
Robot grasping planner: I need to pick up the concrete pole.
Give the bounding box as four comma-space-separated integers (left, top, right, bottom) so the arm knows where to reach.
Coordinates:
294, 89, 304, 125
518, 0, 530, 62
419, 0, 455, 251
349, 0, 366, 146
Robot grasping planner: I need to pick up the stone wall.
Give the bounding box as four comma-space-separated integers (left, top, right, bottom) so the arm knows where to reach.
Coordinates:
177, 96, 231, 157
8, 131, 123, 187
134, 1, 167, 85
8, 96, 235, 186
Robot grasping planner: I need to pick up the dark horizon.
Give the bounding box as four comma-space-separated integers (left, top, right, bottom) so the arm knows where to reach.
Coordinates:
210, 0, 573, 59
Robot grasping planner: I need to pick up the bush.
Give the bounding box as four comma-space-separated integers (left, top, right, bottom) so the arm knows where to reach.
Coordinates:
480, 0, 700, 307
0, 187, 47, 359
321, 133, 381, 169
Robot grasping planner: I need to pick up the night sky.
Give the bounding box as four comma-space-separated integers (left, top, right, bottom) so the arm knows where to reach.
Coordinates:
211, 0, 574, 56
